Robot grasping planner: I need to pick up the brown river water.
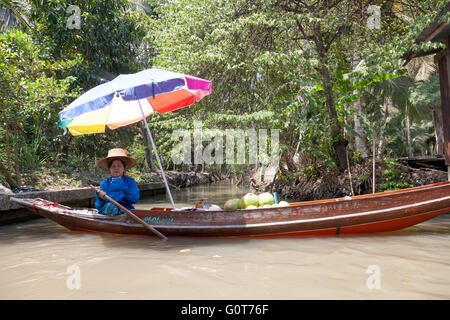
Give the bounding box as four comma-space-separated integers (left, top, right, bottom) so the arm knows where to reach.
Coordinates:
1, 181, 449, 299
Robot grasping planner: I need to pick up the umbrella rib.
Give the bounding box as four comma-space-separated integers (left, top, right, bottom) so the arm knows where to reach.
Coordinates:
104, 100, 115, 130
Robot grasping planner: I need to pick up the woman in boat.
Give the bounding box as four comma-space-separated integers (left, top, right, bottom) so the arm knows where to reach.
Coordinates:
95, 148, 140, 215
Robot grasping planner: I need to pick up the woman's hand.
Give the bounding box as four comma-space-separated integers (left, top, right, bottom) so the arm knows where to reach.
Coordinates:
97, 189, 107, 200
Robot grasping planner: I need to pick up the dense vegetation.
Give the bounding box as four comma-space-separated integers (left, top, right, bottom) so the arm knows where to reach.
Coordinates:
0, 0, 448, 191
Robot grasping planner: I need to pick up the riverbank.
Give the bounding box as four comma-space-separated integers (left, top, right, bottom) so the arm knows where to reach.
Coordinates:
236, 158, 448, 202
0, 170, 227, 225
1, 168, 227, 193
1, 161, 446, 207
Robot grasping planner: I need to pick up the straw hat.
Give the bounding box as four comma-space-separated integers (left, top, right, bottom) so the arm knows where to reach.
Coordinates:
97, 148, 137, 171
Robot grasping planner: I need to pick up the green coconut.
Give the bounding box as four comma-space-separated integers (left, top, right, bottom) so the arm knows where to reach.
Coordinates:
245, 205, 258, 210
258, 192, 274, 207
240, 193, 259, 209
278, 201, 290, 207
224, 198, 241, 210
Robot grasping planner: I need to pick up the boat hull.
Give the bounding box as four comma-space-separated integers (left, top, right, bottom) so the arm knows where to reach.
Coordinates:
9, 182, 450, 238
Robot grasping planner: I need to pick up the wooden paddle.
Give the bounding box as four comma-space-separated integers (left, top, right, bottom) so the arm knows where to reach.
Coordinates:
90, 185, 167, 240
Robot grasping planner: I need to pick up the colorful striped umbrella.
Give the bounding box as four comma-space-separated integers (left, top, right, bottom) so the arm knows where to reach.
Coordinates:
59, 68, 211, 135
59, 68, 212, 208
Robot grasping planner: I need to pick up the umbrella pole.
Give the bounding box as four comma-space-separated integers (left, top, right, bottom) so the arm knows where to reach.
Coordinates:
138, 101, 176, 209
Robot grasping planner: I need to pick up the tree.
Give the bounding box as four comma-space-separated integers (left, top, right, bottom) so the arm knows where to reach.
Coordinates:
150, 0, 448, 175
0, 29, 77, 187
20, 1, 155, 170
29, 0, 149, 89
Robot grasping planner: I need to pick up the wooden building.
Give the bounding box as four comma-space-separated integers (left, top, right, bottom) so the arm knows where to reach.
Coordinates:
403, 3, 450, 180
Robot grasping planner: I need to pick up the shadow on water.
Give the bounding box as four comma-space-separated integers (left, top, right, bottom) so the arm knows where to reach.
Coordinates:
98, 233, 254, 251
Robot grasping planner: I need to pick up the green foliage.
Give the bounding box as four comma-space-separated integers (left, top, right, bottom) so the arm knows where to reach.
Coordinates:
353, 150, 363, 165
0, 28, 78, 178
148, 0, 446, 174
409, 73, 441, 114
29, 0, 150, 89
359, 172, 370, 182
380, 156, 414, 191
1, 0, 447, 189
385, 117, 436, 157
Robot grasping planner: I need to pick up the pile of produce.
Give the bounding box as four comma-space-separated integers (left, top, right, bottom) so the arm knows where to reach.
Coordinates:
224, 192, 290, 210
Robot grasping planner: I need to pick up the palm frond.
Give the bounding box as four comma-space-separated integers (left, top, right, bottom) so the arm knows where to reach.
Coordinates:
0, 0, 32, 31
407, 55, 437, 82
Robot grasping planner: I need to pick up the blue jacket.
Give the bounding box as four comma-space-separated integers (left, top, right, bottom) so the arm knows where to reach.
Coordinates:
95, 175, 140, 211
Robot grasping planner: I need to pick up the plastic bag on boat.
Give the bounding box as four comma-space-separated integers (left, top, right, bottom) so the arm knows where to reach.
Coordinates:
172, 205, 222, 212
173, 207, 199, 212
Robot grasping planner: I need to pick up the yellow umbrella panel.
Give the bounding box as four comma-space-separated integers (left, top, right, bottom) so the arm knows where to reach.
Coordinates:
67, 97, 154, 136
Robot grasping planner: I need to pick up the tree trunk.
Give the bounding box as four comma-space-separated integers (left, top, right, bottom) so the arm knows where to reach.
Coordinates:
139, 122, 158, 172
148, 140, 157, 172
0, 159, 18, 189
352, 55, 367, 158
313, 22, 347, 171
281, 150, 297, 173
5, 121, 11, 169
56, 134, 73, 165
406, 104, 413, 157
12, 119, 22, 186
372, 137, 376, 194
433, 104, 444, 155
378, 99, 389, 157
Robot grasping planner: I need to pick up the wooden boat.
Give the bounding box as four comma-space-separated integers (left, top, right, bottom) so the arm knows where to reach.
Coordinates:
9, 182, 450, 238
